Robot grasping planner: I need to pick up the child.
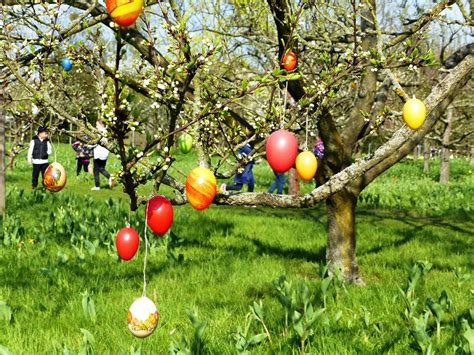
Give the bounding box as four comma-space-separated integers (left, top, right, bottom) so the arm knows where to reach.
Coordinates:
27, 126, 52, 189
313, 137, 325, 160
72, 139, 92, 176
91, 120, 113, 190
221, 144, 258, 192
268, 172, 286, 194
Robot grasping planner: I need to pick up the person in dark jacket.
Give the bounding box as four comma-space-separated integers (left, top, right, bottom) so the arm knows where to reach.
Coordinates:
220, 144, 259, 192
27, 126, 52, 189
72, 139, 92, 176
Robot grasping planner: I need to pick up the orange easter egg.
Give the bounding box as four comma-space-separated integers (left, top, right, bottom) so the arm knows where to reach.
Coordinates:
295, 151, 318, 181
105, 0, 144, 27
185, 167, 217, 211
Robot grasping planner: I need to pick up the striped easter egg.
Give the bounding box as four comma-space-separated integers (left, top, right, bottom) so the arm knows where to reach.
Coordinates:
185, 167, 217, 211
105, 0, 144, 27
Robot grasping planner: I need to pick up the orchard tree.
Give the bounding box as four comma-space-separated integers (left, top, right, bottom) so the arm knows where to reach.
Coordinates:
0, 0, 473, 283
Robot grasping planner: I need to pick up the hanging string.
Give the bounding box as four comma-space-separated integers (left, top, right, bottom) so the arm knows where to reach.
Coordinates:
305, 114, 309, 151
142, 200, 150, 297
281, 81, 289, 129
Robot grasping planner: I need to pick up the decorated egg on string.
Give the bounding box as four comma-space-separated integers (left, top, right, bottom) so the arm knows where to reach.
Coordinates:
61, 58, 73, 72
43, 162, 67, 192
116, 227, 140, 261
185, 167, 217, 211
127, 296, 159, 338
266, 129, 298, 173
105, 0, 144, 27
281, 51, 297, 72
146, 195, 173, 236
403, 98, 426, 130
178, 133, 193, 154
296, 151, 318, 181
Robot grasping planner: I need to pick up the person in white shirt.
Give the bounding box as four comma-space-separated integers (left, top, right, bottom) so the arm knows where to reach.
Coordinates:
27, 126, 52, 189
91, 120, 114, 191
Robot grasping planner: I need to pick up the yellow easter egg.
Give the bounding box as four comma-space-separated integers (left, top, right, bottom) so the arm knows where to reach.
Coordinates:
403, 98, 426, 130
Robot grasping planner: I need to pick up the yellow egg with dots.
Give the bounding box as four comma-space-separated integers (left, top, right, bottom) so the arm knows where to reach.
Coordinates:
403, 98, 426, 130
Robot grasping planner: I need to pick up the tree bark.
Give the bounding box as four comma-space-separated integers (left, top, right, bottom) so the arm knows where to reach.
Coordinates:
326, 188, 362, 284
413, 145, 419, 160
288, 168, 300, 195
423, 140, 430, 173
0, 97, 5, 217
470, 146, 474, 165
439, 106, 454, 183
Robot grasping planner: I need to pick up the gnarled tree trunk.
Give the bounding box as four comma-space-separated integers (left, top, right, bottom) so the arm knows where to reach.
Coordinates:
326, 188, 361, 283
0, 98, 5, 216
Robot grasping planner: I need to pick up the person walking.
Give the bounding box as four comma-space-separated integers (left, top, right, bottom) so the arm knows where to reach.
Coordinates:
268, 172, 286, 194
220, 144, 259, 192
91, 120, 113, 191
27, 126, 52, 189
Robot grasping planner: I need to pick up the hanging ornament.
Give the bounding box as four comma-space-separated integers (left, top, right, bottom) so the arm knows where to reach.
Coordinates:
105, 0, 144, 27
61, 58, 73, 72
127, 296, 159, 338
116, 227, 140, 261
266, 129, 298, 173
146, 196, 173, 236
295, 151, 318, 181
403, 98, 426, 130
185, 167, 217, 211
281, 51, 297, 72
43, 162, 67, 192
178, 133, 193, 154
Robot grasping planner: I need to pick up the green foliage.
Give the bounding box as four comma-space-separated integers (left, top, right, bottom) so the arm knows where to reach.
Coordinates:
1, 148, 472, 353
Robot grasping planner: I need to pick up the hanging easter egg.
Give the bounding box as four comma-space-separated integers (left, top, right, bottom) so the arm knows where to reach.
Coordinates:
43, 162, 67, 192
127, 296, 159, 338
266, 129, 298, 173
296, 151, 318, 181
281, 51, 297, 71
178, 133, 193, 154
403, 98, 426, 130
61, 58, 73, 72
185, 167, 217, 211
105, 0, 144, 27
146, 195, 173, 236
116, 227, 140, 261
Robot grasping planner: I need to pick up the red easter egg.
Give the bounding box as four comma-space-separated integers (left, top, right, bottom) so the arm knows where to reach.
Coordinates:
185, 167, 217, 211
105, 0, 143, 27
266, 129, 298, 173
146, 195, 173, 236
116, 227, 140, 261
281, 51, 297, 71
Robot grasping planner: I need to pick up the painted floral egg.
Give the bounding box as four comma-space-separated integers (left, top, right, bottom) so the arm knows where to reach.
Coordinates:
185, 167, 216, 211
105, 0, 144, 27
127, 296, 159, 338
43, 162, 67, 192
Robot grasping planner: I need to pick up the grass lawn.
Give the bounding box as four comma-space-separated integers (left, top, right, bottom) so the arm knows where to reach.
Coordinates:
1, 145, 473, 354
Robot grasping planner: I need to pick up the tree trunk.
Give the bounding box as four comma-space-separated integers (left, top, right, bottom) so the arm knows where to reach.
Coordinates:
423, 140, 430, 173
288, 168, 300, 195
0, 102, 5, 217
413, 146, 419, 160
326, 188, 362, 284
470, 146, 474, 165
440, 106, 454, 183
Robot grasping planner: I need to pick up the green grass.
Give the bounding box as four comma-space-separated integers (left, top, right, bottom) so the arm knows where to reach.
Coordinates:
1, 146, 473, 354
